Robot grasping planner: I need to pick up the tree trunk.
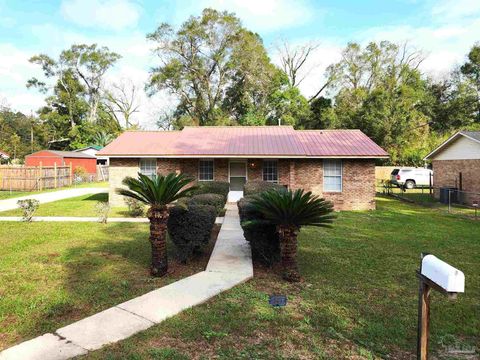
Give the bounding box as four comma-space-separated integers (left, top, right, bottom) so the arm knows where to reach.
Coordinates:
147, 206, 169, 276
278, 225, 301, 282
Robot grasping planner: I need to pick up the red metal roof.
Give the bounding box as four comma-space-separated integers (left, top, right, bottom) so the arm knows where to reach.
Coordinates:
98, 126, 388, 158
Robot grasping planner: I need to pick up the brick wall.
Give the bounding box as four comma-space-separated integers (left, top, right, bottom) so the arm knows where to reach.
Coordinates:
432, 159, 480, 204
288, 159, 376, 210
108, 157, 376, 210
109, 158, 140, 207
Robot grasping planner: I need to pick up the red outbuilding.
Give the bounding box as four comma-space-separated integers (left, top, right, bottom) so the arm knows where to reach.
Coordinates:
25, 150, 97, 174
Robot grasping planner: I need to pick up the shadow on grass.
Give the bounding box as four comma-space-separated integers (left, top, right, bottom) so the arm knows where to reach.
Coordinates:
82, 193, 108, 202
25, 222, 217, 343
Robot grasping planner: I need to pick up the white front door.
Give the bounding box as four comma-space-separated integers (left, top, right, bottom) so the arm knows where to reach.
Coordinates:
228, 161, 247, 202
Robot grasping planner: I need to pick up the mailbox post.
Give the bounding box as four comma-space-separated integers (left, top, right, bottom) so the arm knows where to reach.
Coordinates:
416, 253, 465, 360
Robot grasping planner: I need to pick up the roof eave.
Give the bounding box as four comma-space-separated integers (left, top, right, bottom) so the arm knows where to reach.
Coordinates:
99, 154, 389, 159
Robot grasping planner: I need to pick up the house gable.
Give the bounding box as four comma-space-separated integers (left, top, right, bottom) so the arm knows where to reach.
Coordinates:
427, 134, 480, 161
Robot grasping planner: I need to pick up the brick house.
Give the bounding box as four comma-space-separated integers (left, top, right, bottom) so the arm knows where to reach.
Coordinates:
98, 126, 388, 210
424, 130, 480, 204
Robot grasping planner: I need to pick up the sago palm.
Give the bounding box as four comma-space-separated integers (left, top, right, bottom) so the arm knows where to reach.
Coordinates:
117, 172, 195, 276
251, 188, 335, 282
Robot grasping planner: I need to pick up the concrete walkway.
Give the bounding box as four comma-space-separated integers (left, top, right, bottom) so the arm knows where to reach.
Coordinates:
0, 204, 251, 360
0, 188, 108, 212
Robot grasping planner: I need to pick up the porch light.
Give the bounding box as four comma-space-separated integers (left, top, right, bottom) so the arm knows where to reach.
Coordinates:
248, 162, 257, 169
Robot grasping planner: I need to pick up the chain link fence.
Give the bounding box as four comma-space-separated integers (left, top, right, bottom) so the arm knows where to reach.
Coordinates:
377, 180, 480, 219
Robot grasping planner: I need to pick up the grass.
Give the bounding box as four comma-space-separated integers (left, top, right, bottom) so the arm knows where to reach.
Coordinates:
83, 197, 479, 359
380, 186, 479, 218
0, 181, 108, 200
0, 193, 131, 217
0, 221, 219, 350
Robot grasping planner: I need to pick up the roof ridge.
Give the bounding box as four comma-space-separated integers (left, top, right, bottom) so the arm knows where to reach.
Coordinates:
297, 129, 362, 132
182, 125, 294, 129
123, 130, 181, 133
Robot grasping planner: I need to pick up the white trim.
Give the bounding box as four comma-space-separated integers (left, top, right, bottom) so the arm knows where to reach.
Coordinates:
198, 158, 215, 181
424, 131, 480, 160
103, 155, 388, 159
323, 159, 343, 193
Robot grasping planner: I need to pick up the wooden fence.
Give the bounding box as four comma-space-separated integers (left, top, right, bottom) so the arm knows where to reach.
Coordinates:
0, 164, 73, 191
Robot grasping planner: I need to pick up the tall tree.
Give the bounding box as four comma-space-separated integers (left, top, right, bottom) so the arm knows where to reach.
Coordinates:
321, 41, 430, 164
61, 44, 121, 123
29, 44, 121, 124
104, 80, 140, 128
460, 43, 480, 122
277, 40, 318, 88
0, 107, 48, 160
28, 57, 84, 129
147, 8, 290, 125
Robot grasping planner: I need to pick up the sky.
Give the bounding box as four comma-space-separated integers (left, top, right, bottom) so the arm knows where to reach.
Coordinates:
0, 0, 479, 128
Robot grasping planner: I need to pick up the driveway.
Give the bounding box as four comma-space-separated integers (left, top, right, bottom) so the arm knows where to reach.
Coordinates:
0, 187, 108, 212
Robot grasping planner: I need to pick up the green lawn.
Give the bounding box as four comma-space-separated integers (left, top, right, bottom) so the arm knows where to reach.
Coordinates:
382, 187, 478, 218
0, 181, 109, 201
83, 197, 479, 360
0, 221, 218, 350
0, 193, 131, 217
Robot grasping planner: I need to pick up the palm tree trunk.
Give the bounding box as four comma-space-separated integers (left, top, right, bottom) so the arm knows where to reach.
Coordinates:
278, 225, 301, 282
147, 206, 169, 276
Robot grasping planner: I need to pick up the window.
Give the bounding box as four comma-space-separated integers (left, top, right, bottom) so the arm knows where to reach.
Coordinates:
199, 159, 214, 181
263, 160, 278, 183
323, 160, 342, 192
139, 158, 157, 178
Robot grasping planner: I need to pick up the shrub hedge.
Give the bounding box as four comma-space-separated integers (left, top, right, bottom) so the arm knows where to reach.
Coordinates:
237, 197, 280, 265
188, 193, 225, 215
243, 181, 285, 196
167, 204, 216, 262
194, 181, 230, 201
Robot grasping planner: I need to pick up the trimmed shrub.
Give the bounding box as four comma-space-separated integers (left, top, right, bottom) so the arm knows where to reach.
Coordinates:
124, 197, 145, 217
95, 201, 110, 224
73, 166, 88, 183
17, 199, 40, 222
194, 181, 230, 201
168, 204, 216, 262
237, 197, 280, 265
243, 181, 285, 196
188, 193, 225, 215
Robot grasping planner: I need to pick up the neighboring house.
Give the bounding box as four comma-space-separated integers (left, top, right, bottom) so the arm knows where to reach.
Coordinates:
25, 150, 97, 174
0, 150, 9, 163
75, 145, 109, 165
424, 130, 480, 203
98, 126, 389, 209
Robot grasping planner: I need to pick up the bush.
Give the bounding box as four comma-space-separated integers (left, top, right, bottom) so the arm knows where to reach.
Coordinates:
17, 199, 40, 222
124, 197, 145, 217
237, 197, 280, 265
95, 201, 110, 224
243, 181, 285, 196
188, 193, 225, 215
193, 181, 230, 201
168, 204, 216, 262
73, 166, 88, 183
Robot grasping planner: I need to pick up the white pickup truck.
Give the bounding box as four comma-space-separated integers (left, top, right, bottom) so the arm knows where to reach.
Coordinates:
390, 168, 433, 189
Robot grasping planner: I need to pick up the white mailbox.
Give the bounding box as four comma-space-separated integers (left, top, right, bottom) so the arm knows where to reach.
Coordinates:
421, 254, 465, 293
